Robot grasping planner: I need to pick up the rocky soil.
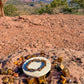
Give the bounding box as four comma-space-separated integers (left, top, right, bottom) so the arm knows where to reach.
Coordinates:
0, 14, 84, 84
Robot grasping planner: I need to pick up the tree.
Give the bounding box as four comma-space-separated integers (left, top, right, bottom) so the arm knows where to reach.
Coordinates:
39, 4, 52, 14
4, 4, 18, 16
39, 0, 69, 14
50, 0, 68, 8
0, 0, 8, 17
70, 0, 84, 8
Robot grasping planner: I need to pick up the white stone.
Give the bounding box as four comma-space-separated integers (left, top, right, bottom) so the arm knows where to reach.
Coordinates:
28, 62, 41, 70
22, 57, 51, 77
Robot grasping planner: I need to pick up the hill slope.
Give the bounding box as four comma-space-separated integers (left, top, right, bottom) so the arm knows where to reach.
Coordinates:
0, 14, 84, 56
0, 14, 84, 84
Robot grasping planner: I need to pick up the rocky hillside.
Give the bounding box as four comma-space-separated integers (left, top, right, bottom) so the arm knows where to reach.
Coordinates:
0, 14, 84, 84
0, 14, 84, 56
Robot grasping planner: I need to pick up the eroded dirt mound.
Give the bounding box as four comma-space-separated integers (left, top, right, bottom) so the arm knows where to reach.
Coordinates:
0, 14, 84, 56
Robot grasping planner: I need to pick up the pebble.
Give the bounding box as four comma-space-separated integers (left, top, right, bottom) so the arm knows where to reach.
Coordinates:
79, 76, 84, 84
69, 79, 72, 83
1, 68, 8, 75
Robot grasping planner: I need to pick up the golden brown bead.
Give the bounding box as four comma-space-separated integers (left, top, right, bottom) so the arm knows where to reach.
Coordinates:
7, 69, 12, 75
62, 68, 70, 77
7, 82, 11, 84
9, 76, 14, 83
21, 56, 25, 61
19, 57, 23, 61
26, 56, 30, 59
14, 61, 18, 65
3, 77, 9, 83
13, 73, 19, 77
17, 61, 22, 66
40, 50, 45, 55
60, 64, 64, 70
57, 57, 63, 63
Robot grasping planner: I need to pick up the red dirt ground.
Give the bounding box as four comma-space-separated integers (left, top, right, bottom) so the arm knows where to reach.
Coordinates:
0, 14, 84, 84
0, 14, 84, 56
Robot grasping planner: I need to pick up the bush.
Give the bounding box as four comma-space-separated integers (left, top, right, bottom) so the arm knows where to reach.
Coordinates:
70, 0, 84, 8
38, 0, 69, 14
39, 4, 52, 14
4, 4, 18, 16
63, 7, 76, 13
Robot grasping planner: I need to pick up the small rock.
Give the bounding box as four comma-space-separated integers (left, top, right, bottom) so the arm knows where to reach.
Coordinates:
73, 77, 78, 83
76, 58, 81, 60
68, 79, 72, 83
45, 43, 52, 48
18, 16, 24, 19
79, 76, 84, 84
1, 68, 8, 75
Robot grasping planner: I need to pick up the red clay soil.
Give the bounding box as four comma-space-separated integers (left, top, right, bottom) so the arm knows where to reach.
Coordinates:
0, 14, 84, 84
0, 14, 84, 56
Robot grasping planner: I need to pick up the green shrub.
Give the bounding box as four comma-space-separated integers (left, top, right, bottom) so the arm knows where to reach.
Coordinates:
63, 7, 76, 13
38, 0, 69, 14
70, 0, 84, 8
39, 4, 52, 14
4, 4, 18, 16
